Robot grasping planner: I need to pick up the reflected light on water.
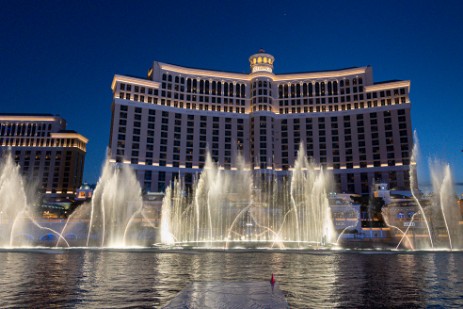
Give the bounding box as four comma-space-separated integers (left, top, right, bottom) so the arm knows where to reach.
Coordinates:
1, 250, 463, 308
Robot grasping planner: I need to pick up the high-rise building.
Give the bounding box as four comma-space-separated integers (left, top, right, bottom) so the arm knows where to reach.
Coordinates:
109, 50, 413, 194
0, 114, 88, 196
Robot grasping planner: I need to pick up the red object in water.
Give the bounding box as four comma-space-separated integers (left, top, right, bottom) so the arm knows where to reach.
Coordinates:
270, 273, 276, 284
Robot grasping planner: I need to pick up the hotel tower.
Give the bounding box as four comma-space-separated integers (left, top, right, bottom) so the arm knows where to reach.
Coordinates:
109, 50, 413, 194
0, 114, 88, 196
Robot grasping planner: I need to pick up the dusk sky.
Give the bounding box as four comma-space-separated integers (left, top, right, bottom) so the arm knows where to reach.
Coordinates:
1, 0, 462, 191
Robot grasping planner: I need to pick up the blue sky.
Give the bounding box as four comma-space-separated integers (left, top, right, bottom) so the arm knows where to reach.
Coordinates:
1, 0, 462, 191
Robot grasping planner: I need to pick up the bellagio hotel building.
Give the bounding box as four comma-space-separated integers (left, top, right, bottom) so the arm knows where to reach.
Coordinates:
109, 50, 413, 194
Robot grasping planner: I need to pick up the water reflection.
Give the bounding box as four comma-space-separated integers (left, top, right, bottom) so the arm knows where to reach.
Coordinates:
0, 250, 462, 308
352, 254, 425, 307
0, 251, 85, 307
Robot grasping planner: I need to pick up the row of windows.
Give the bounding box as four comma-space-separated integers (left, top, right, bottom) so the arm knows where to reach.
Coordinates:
118, 135, 410, 166
252, 80, 272, 89
118, 90, 408, 116
0, 122, 54, 137
117, 95, 408, 116
124, 156, 411, 171
277, 94, 407, 107
142, 168, 409, 194
185, 79, 246, 98
119, 92, 248, 113
160, 74, 247, 98
367, 88, 406, 99
278, 97, 407, 114
276, 78, 365, 98
118, 106, 406, 132
9, 149, 82, 192
121, 80, 405, 102
0, 137, 87, 151
119, 106, 246, 122
120, 107, 405, 126
119, 83, 158, 96
161, 94, 247, 105
278, 81, 340, 98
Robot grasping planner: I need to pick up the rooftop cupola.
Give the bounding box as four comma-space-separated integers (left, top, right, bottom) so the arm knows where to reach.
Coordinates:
249, 49, 275, 74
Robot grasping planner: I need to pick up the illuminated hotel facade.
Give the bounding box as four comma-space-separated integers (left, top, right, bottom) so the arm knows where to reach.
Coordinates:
0, 114, 88, 196
109, 50, 413, 194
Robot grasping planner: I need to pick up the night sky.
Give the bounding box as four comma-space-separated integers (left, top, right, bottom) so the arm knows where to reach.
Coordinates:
1, 0, 462, 192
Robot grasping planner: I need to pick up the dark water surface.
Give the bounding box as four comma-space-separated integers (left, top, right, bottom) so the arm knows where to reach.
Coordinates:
0, 249, 462, 308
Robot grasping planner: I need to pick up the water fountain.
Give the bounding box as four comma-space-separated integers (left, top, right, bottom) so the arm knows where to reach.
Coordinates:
382, 133, 463, 250
428, 160, 462, 249
59, 157, 157, 247
0, 150, 159, 248
159, 145, 339, 249
0, 152, 68, 247
3, 136, 458, 251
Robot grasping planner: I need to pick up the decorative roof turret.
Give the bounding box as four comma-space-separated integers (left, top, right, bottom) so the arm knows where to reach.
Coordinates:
249, 49, 275, 74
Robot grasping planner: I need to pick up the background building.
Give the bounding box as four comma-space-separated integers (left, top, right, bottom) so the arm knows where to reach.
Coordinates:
0, 114, 88, 196
109, 50, 413, 194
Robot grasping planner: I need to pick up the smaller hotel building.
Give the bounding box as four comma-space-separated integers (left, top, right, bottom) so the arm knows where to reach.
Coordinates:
0, 114, 88, 196
109, 50, 413, 194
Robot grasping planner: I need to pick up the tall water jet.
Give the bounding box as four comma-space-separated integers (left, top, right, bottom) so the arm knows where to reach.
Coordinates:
86, 158, 144, 247
409, 132, 434, 248
429, 160, 461, 249
0, 152, 31, 247
0, 152, 68, 247
288, 144, 335, 245
191, 151, 253, 245
160, 186, 175, 245
160, 145, 336, 249
383, 132, 462, 250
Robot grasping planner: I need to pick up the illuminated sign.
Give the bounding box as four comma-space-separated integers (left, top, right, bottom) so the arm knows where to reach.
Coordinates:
252, 66, 273, 73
